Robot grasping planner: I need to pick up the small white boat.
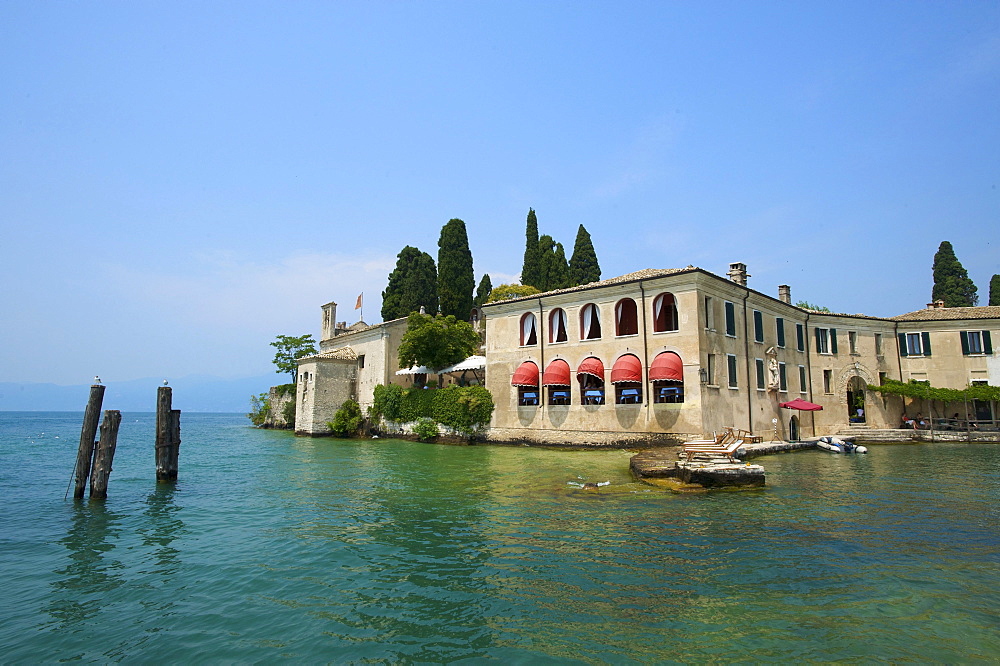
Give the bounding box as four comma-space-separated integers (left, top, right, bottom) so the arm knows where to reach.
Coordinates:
817, 436, 868, 454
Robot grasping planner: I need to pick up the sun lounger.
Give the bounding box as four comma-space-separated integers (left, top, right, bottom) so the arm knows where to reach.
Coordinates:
683, 439, 744, 463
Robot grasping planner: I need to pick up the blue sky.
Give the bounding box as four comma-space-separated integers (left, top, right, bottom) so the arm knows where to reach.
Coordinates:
1, 1, 997, 386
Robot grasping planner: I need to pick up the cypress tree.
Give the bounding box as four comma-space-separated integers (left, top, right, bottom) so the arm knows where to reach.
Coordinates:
437, 218, 475, 318
475, 273, 493, 307
381, 246, 438, 321
521, 208, 541, 289
551, 242, 572, 289
990, 274, 1000, 306
931, 241, 978, 307
536, 234, 555, 291
569, 224, 601, 286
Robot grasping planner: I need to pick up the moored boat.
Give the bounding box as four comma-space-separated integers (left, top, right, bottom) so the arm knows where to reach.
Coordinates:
817, 436, 868, 454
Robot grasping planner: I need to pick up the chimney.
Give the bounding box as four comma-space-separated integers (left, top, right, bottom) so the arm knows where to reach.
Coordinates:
727, 262, 750, 287
778, 285, 791, 304
935, 300, 945, 309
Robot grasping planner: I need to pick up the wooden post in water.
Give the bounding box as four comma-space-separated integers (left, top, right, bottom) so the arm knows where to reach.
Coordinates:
166, 409, 181, 480
90, 410, 121, 499
155, 386, 180, 481
73, 384, 106, 499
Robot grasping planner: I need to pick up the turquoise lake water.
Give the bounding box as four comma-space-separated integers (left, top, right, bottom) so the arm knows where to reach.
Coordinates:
1, 411, 998, 663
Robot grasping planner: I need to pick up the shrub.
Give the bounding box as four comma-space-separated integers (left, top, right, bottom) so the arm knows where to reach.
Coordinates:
328, 399, 364, 437
281, 395, 296, 427
248, 393, 270, 426
373, 383, 405, 422
412, 417, 439, 442
432, 385, 494, 436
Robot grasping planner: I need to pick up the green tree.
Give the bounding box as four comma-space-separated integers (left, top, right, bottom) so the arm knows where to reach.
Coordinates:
397, 312, 481, 371
521, 208, 541, 289
270, 334, 317, 383
989, 274, 1000, 306
437, 218, 475, 319
474, 273, 493, 307
551, 241, 572, 289
932, 240, 978, 307
381, 246, 438, 321
328, 399, 364, 437
569, 224, 601, 285
486, 283, 541, 303
536, 234, 555, 291
794, 300, 831, 313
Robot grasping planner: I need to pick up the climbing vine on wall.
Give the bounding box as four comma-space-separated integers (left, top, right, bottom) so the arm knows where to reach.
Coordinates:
867, 379, 1000, 403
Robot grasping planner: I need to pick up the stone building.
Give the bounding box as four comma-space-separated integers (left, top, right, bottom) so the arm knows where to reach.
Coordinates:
295, 264, 998, 443
481, 264, 998, 446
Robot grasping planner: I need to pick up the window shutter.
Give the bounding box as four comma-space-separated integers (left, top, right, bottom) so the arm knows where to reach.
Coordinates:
921, 331, 932, 356
815, 328, 821, 351
725, 302, 736, 336
898, 333, 908, 357
960, 331, 970, 355
830, 329, 838, 354
984, 331, 993, 355
776, 318, 785, 347
797, 324, 804, 351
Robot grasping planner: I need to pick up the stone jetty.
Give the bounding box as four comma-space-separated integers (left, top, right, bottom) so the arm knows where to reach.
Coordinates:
630, 436, 847, 490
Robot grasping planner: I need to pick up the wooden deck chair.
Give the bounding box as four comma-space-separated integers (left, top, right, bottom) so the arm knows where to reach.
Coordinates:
683, 439, 744, 463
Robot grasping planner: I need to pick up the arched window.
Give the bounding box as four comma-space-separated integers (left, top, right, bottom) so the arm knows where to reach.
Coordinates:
511, 361, 539, 406
611, 354, 643, 404
549, 308, 568, 343
543, 358, 571, 405
577, 356, 605, 404
652, 293, 679, 332
520, 312, 537, 346
650, 351, 684, 403
580, 304, 601, 340
615, 298, 638, 336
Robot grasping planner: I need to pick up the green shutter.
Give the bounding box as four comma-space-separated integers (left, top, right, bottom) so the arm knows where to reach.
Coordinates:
830, 329, 838, 354
776, 318, 785, 347
921, 331, 932, 356
984, 331, 993, 355
797, 324, 804, 351
898, 333, 908, 357
815, 328, 822, 352
960, 331, 970, 355
725, 302, 736, 336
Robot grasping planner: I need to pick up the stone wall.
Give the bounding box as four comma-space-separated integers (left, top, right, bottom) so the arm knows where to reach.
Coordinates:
263, 385, 295, 429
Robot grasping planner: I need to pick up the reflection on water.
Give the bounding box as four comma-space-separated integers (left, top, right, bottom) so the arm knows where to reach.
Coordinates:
46, 501, 125, 628
1, 414, 999, 662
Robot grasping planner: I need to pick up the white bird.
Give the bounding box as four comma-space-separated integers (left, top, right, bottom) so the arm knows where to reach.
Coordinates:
94, 376, 101, 385
163, 379, 169, 386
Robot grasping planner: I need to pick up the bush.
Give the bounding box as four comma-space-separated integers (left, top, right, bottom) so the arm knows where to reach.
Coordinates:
328, 399, 364, 437
282, 395, 296, 427
372, 384, 405, 422
248, 393, 270, 426
412, 417, 439, 442
432, 385, 494, 436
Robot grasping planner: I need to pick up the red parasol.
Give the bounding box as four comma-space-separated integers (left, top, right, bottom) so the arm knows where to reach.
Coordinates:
779, 398, 823, 411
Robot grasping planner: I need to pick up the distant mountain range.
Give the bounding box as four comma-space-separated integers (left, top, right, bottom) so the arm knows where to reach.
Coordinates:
0, 374, 284, 412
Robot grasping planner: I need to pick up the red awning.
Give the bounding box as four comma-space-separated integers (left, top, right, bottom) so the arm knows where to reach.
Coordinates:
576, 357, 605, 381
511, 361, 539, 387
610, 354, 643, 384
649, 352, 683, 381
780, 398, 823, 411
542, 359, 571, 386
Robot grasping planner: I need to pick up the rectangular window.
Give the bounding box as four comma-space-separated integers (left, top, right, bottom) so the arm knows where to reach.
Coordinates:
756, 358, 765, 390
878, 372, 887, 386
904, 332, 931, 356
875, 333, 883, 357
848, 331, 858, 355
823, 369, 832, 394
704, 296, 714, 330
776, 318, 785, 348
961, 330, 992, 355
706, 353, 716, 385
778, 362, 787, 392
358, 354, 365, 369
796, 323, 805, 352
725, 301, 736, 337
727, 354, 738, 388
816, 328, 830, 354
798, 365, 807, 394
753, 310, 764, 343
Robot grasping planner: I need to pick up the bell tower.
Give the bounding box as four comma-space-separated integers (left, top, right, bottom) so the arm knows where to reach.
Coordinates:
321, 301, 337, 341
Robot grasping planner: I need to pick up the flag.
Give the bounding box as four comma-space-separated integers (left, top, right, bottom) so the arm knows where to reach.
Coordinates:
355, 293, 363, 310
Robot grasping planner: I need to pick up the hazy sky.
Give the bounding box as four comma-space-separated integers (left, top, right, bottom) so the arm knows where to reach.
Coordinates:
2, 1, 997, 385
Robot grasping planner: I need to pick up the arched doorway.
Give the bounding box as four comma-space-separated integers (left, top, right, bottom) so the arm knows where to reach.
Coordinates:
789, 415, 799, 442
847, 376, 866, 423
